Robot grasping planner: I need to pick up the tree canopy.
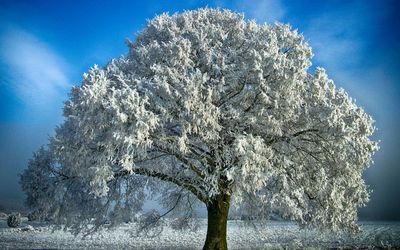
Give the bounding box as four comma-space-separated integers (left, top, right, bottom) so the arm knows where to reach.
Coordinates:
21, 8, 378, 248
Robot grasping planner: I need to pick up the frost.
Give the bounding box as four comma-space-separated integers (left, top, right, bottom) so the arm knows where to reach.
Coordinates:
1, 219, 399, 249
20, 8, 378, 238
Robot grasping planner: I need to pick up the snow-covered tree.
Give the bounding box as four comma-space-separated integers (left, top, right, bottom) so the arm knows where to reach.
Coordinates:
21, 9, 378, 250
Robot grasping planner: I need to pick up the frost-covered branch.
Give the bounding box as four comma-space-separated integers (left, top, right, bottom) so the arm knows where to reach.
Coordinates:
113, 167, 207, 202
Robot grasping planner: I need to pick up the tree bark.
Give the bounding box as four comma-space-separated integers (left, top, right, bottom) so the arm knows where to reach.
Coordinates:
203, 194, 230, 250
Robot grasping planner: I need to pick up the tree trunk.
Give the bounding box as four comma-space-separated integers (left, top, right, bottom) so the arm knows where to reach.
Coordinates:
203, 194, 230, 250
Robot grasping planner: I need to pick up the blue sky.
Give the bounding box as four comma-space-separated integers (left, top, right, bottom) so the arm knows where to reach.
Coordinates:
0, 0, 399, 219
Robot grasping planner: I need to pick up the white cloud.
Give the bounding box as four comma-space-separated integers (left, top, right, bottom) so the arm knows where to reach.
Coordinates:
237, 0, 285, 22
304, 12, 364, 72
302, 1, 387, 74
0, 28, 71, 108
300, 2, 380, 108
216, 0, 285, 23
299, 2, 399, 133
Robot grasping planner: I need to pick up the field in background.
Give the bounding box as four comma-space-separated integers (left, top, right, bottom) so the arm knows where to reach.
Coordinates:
1, 217, 399, 249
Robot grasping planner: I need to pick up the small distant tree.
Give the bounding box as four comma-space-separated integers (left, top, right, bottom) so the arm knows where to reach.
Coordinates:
21, 9, 378, 250
7, 213, 21, 228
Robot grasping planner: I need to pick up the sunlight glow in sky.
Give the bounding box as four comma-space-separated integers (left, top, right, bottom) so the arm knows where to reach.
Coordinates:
0, 0, 399, 219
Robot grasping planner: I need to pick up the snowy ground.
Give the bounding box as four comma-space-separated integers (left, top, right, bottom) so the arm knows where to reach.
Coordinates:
1, 217, 399, 249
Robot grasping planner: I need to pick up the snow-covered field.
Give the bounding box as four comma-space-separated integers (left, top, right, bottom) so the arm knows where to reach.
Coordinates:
1, 217, 399, 249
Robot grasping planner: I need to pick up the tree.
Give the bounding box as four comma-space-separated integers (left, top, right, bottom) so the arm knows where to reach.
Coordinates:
21, 8, 378, 250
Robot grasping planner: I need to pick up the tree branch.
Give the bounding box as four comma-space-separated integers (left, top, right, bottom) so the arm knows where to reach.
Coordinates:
267, 128, 319, 145
113, 168, 207, 203
152, 140, 206, 180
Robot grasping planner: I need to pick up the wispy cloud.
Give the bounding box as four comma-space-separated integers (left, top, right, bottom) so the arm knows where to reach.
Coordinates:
303, 5, 368, 72
237, 0, 285, 22
216, 0, 285, 23
300, 2, 397, 120
0, 28, 70, 109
